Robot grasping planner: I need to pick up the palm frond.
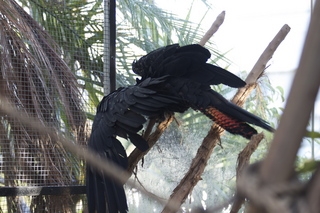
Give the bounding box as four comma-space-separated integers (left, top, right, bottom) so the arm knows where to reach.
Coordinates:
0, 0, 86, 211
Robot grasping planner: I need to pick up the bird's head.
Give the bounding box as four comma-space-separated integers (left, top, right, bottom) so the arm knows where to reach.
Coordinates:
132, 44, 180, 78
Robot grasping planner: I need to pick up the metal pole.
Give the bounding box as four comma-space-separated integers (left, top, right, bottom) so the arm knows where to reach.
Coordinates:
110, 0, 116, 92
103, 0, 116, 96
311, 0, 315, 160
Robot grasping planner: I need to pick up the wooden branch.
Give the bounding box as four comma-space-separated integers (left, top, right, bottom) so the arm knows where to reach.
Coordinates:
232, 24, 291, 106
245, 24, 291, 84
230, 24, 290, 212
306, 164, 320, 213
162, 23, 290, 212
199, 11, 225, 46
162, 124, 223, 213
127, 114, 174, 175
230, 133, 264, 213
231, 83, 257, 107
260, 1, 320, 184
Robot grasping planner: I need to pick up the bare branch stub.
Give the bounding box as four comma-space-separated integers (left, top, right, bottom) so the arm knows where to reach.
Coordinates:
245, 24, 291, 84
199, 11, 226, 46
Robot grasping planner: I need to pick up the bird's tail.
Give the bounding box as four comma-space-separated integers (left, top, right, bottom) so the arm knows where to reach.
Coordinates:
198, 105, 258, 139
195, 90, 274, 139
86, 137, 128, 213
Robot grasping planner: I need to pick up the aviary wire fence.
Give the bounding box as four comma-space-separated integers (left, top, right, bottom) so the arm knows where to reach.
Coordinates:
0, 0, 107, 212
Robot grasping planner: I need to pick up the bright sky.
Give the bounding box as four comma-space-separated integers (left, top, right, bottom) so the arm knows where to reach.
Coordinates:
157, 0, 310, 73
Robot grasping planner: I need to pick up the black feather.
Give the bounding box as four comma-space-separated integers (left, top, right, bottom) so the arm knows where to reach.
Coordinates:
86, 77, 185, 213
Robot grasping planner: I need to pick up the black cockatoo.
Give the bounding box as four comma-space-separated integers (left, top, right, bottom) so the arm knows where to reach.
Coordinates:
86, 44, 274, 213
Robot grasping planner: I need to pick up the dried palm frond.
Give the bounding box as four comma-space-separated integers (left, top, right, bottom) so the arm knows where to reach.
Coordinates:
0, 0, 86, 212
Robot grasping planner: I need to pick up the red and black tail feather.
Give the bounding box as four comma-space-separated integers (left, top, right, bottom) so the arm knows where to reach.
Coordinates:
189, 87, 274, 139
199, 105, 258, 139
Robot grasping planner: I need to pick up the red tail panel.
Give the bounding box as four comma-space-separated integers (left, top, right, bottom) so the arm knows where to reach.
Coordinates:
199, 106, 258, 139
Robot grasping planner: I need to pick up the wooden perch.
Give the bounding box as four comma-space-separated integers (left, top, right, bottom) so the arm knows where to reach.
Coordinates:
232, 24, 291, 107
162, 24, 290, 212
245, 24, 291, 84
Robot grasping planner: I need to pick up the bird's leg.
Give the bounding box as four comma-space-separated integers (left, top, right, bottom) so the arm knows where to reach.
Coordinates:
142, 118, 157, 140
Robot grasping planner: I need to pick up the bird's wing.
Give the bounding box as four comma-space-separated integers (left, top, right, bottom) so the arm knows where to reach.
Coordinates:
132, 44, 246, 88
86, 77, 184, 213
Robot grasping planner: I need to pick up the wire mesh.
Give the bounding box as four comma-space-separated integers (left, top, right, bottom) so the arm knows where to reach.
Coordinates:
0, 195, 86, 213
0, 0, 105, 212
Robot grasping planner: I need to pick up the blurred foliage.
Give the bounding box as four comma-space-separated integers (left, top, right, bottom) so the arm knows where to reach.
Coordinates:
306, 131, 320, 139
295, 157, 319, 182
296, 159, 319, 174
